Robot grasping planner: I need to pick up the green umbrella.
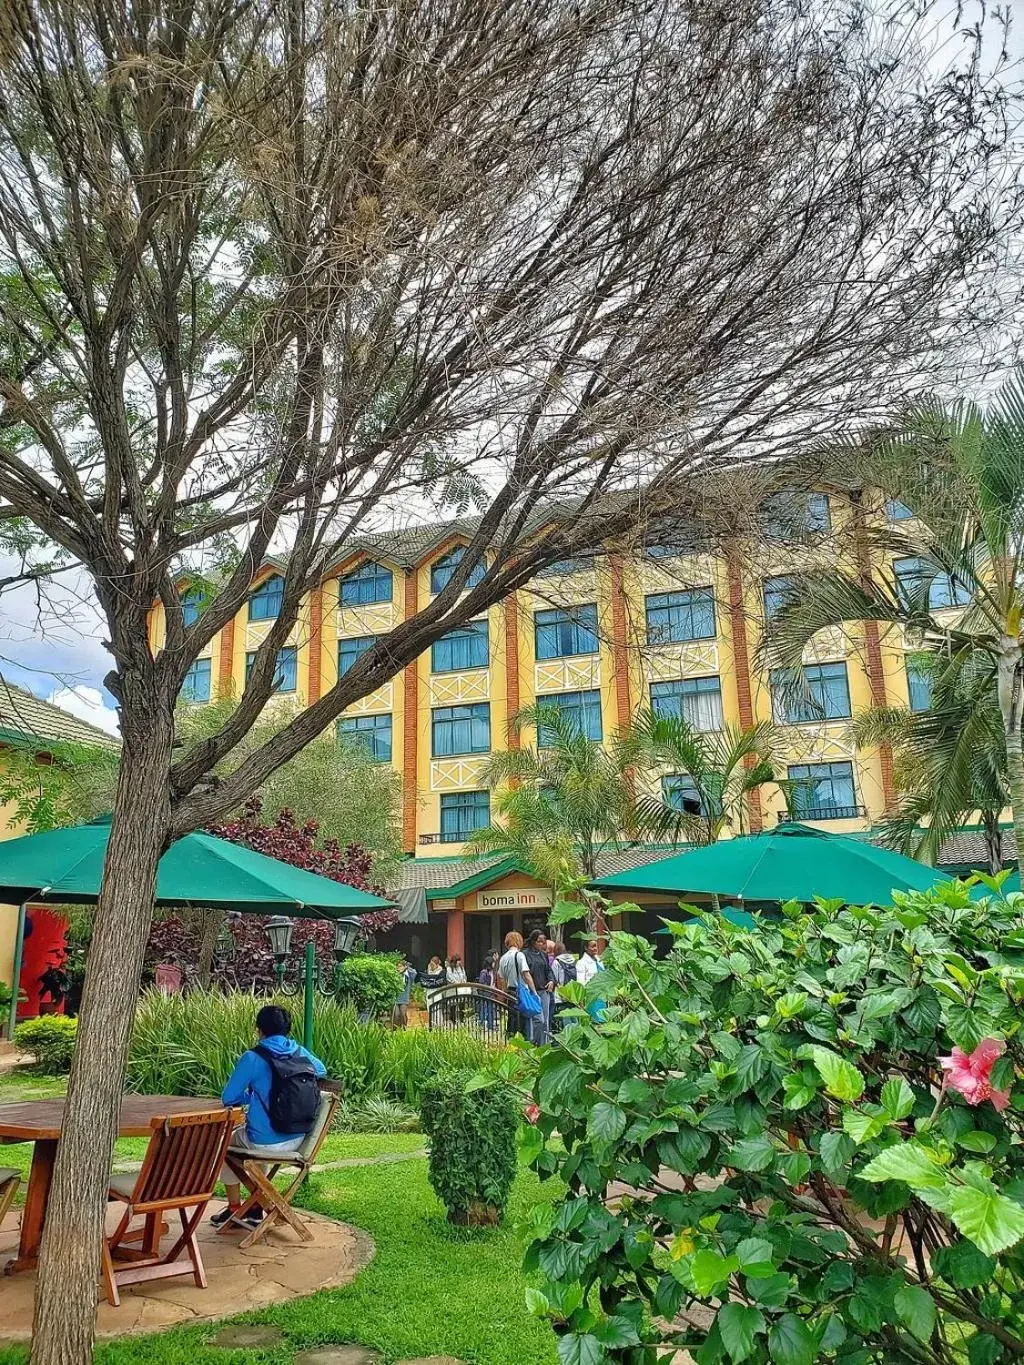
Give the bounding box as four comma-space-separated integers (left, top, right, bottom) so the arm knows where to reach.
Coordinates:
592, 822, 953, 905
0, 817, 393, 915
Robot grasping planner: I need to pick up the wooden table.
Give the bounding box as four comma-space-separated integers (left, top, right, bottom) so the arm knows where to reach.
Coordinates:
0, 1095, 229, 1274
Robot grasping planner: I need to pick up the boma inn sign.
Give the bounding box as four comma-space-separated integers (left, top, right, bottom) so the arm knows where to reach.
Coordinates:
471, 887, 554, 912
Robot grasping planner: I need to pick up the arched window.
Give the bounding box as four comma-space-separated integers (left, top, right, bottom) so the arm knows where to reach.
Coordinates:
248, 574, 284, 621
180, 586, 205, 627
340, 560, 393, 606
430, 546, 485, 595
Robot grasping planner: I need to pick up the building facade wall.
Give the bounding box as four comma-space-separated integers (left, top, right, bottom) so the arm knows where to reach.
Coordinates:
157, 490, 926, 858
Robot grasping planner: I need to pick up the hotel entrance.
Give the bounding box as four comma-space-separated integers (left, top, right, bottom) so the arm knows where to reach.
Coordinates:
427, 867, 556, 979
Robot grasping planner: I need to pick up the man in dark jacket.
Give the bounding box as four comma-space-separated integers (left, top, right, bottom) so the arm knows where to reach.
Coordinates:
524, 929, 554, 1043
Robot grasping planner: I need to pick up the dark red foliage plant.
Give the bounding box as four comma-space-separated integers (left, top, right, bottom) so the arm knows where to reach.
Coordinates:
144, 800, 398, 988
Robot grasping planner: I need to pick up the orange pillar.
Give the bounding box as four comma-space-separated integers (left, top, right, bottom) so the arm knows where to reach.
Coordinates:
850, 493, 896, 811
307, 585, 323, 703
724, 544, 763, 832
402, 568, 419, 854
446, 908, 466, 961
504, 592, 521, 749
608, 553, 634, 731
217, 617, 236, 699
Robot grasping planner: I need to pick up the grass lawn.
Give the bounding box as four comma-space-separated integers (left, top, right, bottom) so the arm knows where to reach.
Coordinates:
0, 1119, 556, 1365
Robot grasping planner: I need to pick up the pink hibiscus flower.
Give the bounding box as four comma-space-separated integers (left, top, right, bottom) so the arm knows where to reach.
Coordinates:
524, 1102, 541, 1125
939, 1037, 1011, 1112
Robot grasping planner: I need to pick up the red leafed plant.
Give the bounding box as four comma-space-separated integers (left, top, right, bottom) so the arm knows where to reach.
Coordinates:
145, 799, 398, 988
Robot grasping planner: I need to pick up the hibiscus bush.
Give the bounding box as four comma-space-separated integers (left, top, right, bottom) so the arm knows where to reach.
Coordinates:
522, 878, 1024, 1364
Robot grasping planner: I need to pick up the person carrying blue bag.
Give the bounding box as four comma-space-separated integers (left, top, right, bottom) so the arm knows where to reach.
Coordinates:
498, 931, 543, 1039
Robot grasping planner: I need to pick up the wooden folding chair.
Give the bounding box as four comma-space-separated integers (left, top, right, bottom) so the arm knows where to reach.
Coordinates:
223, 1091, 338, 1249
101, 1108, 235, 1307
0, 1167, 19, 1225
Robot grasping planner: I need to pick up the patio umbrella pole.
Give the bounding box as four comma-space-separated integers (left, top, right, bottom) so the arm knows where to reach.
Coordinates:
6, 902, 25, 1040
303, 938, 315, 1051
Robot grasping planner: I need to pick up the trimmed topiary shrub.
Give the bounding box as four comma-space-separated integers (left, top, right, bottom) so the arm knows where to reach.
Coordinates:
333, 953, 403, 1020
420, 1068, 519, 1226
523, 878, 1024, 1363
14, 1015, 78, 1073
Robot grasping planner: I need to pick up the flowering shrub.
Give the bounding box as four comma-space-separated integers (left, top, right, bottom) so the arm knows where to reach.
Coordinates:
522, 878, 1024, 1364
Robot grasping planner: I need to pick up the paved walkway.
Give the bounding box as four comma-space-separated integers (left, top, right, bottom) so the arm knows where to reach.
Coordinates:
0, 1201, 374, 1340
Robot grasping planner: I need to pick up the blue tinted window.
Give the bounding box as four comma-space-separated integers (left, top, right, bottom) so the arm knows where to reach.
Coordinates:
537, 556, 592, 577
339, 635, 376, 677
894, 557, 971, 611
787, 761, 857, 819
432, 620, 489, 672
907, 657, 932, 713
245, 646, 297, 693
338, 713, 393, 762
645, 590, 716, 644
649, 676, 723, 731
886, 498, 912, 520
663, 773, 703, 815
763, 575, 799, 621
340, 561, 393, 606
771, 663, 851, 723
761, 491, 830, 540
535, 605, 599, 660
181, 657, 211, 703
439, 790, 490, 842
248, 574, 284, 621
181, 587, 204, 627
536, 690, 603, 745
430, 547, 486, 595
432, 703, 491, 757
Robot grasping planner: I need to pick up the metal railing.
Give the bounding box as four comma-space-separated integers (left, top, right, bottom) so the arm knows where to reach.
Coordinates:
426, 983, 519, 1039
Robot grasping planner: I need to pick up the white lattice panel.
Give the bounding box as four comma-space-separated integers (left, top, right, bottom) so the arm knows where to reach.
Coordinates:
336, 602, 396, 636
644, 642, 720, 679
430, 757, 490, 791
525, 572, 599, 607
801, 627, 849, 664
535, 657, 601, 692
778, 725, 856, 763
244, 618, 301, 649
638, 554, 718, 593
344, 683, 394, 715
429, 671, 491, 704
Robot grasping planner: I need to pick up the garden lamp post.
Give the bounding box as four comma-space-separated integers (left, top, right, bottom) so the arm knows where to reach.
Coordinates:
264, 915, 365, 1048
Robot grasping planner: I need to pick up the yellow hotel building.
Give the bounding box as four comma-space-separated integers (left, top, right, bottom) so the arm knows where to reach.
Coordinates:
149, 488, 970, 970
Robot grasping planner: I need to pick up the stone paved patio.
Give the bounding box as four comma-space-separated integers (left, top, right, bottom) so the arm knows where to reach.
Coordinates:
0, 1199, 374, 1340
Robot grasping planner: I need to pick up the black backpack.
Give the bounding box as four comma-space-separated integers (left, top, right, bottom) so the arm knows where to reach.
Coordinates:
558, 960, 578, 985
253, 1044, 320, 1135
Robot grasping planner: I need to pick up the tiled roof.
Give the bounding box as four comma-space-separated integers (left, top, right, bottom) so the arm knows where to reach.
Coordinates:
934, 828, 1016, 869
387, 844, 686, 897
0, 679, 120, 751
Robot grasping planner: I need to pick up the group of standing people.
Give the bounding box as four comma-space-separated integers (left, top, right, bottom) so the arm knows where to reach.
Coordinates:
494, 930, 603, 1043
391, 934, 603, 1038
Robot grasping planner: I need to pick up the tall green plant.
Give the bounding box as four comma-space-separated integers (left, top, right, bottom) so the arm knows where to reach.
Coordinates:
626, 710, 776, 844
852, 656, 1008, 872
469, 702, 635, 883
766, 372, 1024, 858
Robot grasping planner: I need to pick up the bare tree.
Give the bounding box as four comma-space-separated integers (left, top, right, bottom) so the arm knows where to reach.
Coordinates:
0, 0, 1019, 1356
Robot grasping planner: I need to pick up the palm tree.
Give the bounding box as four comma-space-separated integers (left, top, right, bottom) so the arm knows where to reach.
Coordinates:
625, 710, 777, 846
766, 372, 1024, 856
467, 702, 635, 883
851, 657, 1007, 874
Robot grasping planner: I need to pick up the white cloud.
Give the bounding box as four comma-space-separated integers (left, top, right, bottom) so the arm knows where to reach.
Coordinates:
47, 685, 121, 737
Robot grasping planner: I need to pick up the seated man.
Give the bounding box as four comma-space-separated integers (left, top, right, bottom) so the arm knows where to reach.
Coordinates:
213, 1003, 327, 1228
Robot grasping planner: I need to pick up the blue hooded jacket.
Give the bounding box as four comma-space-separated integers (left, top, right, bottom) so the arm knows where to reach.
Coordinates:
221, 1034, 327, 1145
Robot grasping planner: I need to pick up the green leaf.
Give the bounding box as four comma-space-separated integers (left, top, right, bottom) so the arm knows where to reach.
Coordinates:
842, 1109, 887, 1145
557, 1333, 601, 1365
989, 1056, 1014, 1092
817, 1314, 846, 1352
880, 1077, 915, 1121
894, 1284, 936, 1342
858, 1143, 946, 1189
748, 1273, 792, 1308
617, 1076, 651, 1105
958, 1130, 998, 1154
538, 1053, 580, 1108
967, 1332, 1004, 1365
735, 1237, 775, 1278
806, 1046, 864, 1102
587, 1101, 626, 1145
767, 1312, 815, 1365
818, 1131, 855, 1175
717, 1303, 765, 1363
948, 1183, 1024, 1256
782, 1073, 817, 1111
689, 1249, 739, 1296
729, 1136, 776, 1172
593, 1315, 641, 1348
932, 1239, 996, 1288
525, 1287, 550, 1316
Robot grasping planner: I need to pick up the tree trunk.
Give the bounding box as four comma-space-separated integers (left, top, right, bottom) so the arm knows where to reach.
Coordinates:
196, 907, 223, 988
982, 810, 1004, 876
30, 706, 175, 1365
996, 641, 1024, 876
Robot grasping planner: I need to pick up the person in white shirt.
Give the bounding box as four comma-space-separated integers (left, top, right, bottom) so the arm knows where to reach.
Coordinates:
576, 939, 603, 986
